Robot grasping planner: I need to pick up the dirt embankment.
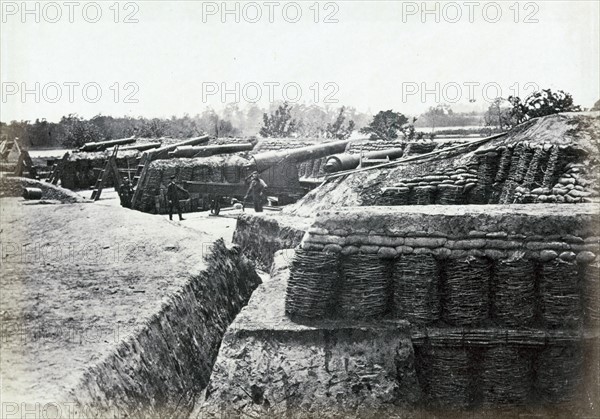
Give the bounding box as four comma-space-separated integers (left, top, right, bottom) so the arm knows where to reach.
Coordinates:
0, 198, 261, 418
285, 112, 600, 217
69, 239, 261, 418
232, 212, 310, 270
0, 176, 86, 202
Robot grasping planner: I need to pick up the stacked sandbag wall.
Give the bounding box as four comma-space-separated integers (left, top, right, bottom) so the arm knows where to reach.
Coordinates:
345, 138, 406, 154
297, 156, 328, 181
285, 206, 598, 410
375, 143, 598, 206
133, 155, 251, 213
403, 141, 437, 156
60, 155, 140, 190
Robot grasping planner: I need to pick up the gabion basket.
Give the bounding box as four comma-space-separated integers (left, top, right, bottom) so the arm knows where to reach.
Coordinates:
285, 249, 338, 318
444, 256, 491, 326
493, 258, 536, 327
393, 254, 440, 324
539, 260, 581, 328
337, 254, 390, 319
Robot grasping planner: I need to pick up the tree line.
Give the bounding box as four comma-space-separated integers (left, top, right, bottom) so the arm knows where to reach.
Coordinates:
0, 103, 372, 149
2, 89, 594, 148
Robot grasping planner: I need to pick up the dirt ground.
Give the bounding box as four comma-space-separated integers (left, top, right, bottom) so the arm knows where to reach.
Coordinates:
85, 187, 279, 241
0, 190, 246, 406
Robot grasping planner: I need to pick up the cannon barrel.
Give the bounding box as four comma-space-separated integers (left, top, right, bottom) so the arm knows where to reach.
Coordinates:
251, 139, 350, 173
168, 143, 254, 158
324, 147, 405, 173
147, 135, 210, 160
323, 153, 360, 173
78, 136, 136, 152
119, 142, 162, 152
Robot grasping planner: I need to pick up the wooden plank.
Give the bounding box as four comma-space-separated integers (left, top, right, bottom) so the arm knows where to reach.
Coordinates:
91, 146, 119, 201
48, 152, 70, 184
130, 153, 150, 208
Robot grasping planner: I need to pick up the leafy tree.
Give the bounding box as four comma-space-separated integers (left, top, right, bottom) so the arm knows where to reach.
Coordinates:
484, 98, 513, 130
215, 119, 239, 137
325, 107, 355, 139
24, 118, 54, 147
140, 118, 169, 138
259, 102, 298, 137
197, 109, 238, 137
290, 104, 328, 137
421, 104, 451, 131
360, 110, 411, 141
343, 106, 372, 131
508, 89, 581, 125
591, 99, 600, 111
173, 114, 203, 138
245, 105, 264, 136
222, 103, 245, 131
61, 114, 104, 148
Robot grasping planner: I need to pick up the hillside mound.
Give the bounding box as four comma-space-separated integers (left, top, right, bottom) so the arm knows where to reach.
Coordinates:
285, 112, 600, 217
0, 176, 86, 203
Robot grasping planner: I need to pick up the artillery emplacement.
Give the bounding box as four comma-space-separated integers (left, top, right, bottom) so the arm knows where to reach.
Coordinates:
131, 138, 353, 215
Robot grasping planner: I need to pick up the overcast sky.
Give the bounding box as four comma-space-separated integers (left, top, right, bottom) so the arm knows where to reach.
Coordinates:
2, 0, 599, 122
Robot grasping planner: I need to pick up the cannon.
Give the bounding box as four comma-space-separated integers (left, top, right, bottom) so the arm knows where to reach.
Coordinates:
168, 143, 254, 158
146, 135, 210, 160
323, 147, 406, 173
181, 140, 351, 214
119, 142, 162, 152
78, 136, 137, 152
183, 180, 307, 215
250, 139, 350, 172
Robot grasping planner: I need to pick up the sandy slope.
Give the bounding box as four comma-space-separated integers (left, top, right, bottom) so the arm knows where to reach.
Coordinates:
0, 197, 235, 405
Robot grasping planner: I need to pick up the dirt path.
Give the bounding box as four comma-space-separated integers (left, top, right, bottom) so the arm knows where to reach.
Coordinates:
80, 187, 242, 243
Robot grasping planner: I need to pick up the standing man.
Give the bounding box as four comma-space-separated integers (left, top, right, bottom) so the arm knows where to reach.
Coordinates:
166, 175, 189, 221
119, 177, 134, 208
244, 171, 268, 212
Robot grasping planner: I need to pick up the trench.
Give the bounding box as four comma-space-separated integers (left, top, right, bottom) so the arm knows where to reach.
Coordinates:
65, 239, 262, 419
53, 205, 599, 417
232, 212, 309, 270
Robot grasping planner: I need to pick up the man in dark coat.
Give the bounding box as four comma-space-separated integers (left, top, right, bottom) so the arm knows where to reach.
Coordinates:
244, 171, 267, 212
119, 177, 134, 208
166, 175, 189, 221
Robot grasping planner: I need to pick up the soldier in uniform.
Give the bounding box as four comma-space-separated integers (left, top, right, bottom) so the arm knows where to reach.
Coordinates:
119, 177, 134, 208
244, 171, 268, 212
166, 175, 189, 221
